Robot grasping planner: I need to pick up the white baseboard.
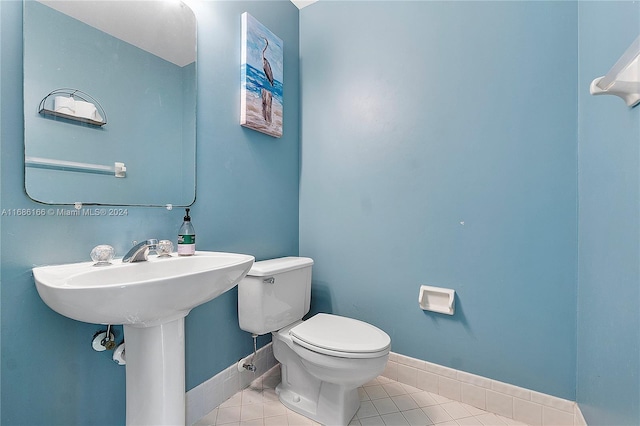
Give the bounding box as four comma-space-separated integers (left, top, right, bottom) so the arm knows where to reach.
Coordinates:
186, 343, 278, 425
574, 403, 588, 426
186, 347, 588, 426
383, 352, 587, 426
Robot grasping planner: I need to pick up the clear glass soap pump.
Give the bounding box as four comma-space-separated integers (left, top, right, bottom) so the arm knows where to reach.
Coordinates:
178, 208, 195, 256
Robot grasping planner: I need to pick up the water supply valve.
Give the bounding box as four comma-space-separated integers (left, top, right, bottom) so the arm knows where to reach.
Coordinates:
92, 328, 116, 352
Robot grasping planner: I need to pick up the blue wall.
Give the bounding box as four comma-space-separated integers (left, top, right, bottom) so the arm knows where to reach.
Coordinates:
0, 1, 299, 424
299, 1, 579, 399
576, 2, 640, 425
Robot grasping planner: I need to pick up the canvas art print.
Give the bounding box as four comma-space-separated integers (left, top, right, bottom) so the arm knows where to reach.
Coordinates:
241, 12, 284, 138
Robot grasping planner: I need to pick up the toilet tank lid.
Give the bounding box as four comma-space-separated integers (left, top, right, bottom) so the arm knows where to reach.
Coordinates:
247, 257, 314, 277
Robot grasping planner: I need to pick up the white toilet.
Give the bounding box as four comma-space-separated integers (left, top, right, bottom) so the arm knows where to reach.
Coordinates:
238, 257, 391, 426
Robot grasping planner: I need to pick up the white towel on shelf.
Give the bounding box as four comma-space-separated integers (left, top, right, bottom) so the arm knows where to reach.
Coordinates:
54, 96, 75, 115
74, 100, 101, 121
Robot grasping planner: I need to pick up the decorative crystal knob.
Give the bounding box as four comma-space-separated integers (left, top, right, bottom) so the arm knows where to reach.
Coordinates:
90, 245, 115, 266
157, 240, 174, 257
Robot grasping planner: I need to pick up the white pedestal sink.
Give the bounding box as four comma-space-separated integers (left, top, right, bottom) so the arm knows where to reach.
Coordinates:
33, 251, 254, 425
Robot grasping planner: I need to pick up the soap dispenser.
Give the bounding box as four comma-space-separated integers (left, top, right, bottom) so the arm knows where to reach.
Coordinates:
178, 208, 195, 256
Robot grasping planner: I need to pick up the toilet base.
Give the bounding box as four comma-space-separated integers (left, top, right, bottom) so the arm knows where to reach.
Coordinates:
271, 319, 389, 426
276, 379, 360, 426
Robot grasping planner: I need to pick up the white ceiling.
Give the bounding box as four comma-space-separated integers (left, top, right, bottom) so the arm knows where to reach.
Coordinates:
37, 1, 196, 67
38, 0, 315, 66
291, 0, 318, 9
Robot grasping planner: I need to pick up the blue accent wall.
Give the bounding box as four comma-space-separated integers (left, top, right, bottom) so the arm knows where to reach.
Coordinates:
0, 1, 299, 424
576, 2, 640, 425
299, 1, 579, 399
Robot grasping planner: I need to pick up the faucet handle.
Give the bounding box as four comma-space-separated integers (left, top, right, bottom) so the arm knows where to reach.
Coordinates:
157, 240, 174, 257
91, 245, 115, 266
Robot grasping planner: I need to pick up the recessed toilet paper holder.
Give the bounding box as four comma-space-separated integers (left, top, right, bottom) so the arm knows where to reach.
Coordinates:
418, 285, 455, 315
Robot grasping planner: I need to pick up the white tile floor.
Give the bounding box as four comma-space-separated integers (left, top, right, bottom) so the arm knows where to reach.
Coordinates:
194, 366, 529, 426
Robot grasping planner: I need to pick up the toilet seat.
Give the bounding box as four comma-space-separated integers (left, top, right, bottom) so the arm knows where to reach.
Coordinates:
289, 313, 391, 359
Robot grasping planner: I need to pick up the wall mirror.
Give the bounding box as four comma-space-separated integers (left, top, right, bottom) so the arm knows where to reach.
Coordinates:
23, 0, 197, 206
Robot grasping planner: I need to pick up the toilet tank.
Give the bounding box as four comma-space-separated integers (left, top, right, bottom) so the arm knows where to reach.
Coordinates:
238, 257, 313, 336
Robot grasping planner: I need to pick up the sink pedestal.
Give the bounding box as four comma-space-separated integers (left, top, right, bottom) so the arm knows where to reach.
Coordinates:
124, 318, 186, 425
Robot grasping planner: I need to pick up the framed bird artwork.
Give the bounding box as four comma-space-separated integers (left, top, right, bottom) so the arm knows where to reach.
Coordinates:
240, 12, 284, 138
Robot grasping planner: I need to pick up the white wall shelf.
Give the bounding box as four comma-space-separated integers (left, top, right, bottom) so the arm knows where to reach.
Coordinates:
38, 88, 107, 126
590, 35, 640, 107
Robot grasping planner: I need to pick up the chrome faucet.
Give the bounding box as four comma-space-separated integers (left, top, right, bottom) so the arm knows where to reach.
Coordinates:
122, 239, 158, 263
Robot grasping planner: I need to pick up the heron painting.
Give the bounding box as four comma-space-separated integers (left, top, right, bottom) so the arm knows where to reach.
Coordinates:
241, 12, 283, 138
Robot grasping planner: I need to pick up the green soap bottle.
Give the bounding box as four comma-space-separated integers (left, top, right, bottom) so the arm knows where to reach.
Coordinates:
178, 208, 195, 256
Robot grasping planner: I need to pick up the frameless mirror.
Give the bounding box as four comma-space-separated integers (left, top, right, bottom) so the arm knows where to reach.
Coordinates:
23, 0, 196, 206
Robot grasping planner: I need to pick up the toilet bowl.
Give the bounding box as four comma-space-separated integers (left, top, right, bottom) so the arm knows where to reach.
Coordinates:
273, 315, 390, 425
237, 257, 391, 425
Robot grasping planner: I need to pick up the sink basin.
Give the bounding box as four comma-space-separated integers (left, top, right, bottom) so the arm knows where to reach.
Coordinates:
33, 250, 254, 425
33, 251, 254, 326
